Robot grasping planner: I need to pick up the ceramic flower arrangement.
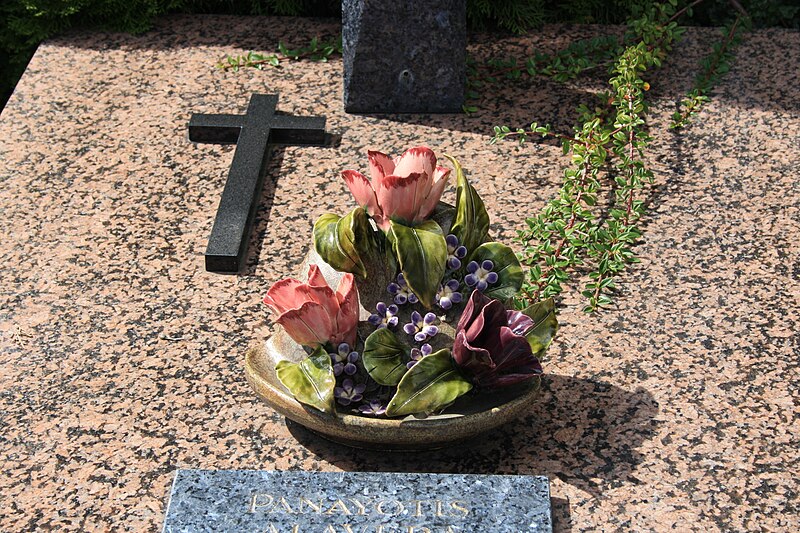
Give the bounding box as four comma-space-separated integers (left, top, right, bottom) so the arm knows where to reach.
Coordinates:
263, 147, 557, 417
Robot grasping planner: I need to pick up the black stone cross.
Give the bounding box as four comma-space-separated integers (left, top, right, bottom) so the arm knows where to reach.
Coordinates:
189, 94, 326, 273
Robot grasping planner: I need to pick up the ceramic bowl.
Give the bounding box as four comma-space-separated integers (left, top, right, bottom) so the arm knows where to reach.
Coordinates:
244, 332, 540, 450
244, 247, 542, 450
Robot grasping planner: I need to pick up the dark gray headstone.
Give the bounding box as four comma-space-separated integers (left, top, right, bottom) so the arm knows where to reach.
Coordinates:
342, 0, 466, 113
162, 469, 552, 532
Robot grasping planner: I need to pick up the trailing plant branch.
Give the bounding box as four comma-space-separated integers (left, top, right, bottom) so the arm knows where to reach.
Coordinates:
501, 0, 751, 311
464, 0, 692, 113
667, 0, 707, 24
504, 118, 610, 306
479, 34, 623, 83
496, 2, 684, 313
492, 123, 589, 147
583, 42, 656, 312
217, 36, 342, 71
463, 34, 624, 112
492, 123, 626, 149
671, 15, 749, 129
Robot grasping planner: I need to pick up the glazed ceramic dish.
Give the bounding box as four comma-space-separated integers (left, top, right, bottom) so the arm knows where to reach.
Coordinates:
244, 335, 541, 450
245, 152, 555, 450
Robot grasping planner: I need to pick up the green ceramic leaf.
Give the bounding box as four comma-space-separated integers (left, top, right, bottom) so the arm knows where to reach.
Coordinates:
469, 242, 524, 301
385, 349, 473, 417
275, 346, 335, 414
387, 220, 447, 309
362, 328, 409, 386
313, 207, 375, 278
520, 297, 559, 357
444, 154, 490, 253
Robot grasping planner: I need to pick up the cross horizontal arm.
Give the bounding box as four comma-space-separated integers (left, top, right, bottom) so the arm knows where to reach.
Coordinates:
270, 114, 327, 145
189, 113, 244, 144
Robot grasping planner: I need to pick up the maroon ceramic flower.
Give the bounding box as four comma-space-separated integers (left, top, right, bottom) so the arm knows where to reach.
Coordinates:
452, 290, 543, 388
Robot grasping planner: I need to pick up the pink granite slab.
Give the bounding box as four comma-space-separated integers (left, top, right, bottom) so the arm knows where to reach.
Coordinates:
0, 14, 798, 532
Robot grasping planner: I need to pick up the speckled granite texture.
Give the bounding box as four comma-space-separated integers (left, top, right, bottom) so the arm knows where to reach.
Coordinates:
162, 470, 551, 532
0, 15, 798, 532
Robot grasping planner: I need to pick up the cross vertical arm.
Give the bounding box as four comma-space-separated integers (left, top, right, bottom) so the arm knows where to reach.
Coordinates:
189, 94, 326, 273
203, 95, 276, 273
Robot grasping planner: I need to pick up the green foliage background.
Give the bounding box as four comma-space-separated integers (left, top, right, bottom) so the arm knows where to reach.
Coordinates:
2, 0, 799, 107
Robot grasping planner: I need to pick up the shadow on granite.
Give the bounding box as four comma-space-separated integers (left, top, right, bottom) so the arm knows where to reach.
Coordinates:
55, 15, 342, 53
286, 374, 658, 502
550, 498, 572, 533
368, 29, 800, 140
232, 146, 281, 277
356, 75, 595, 138
48, 16, 798, 119
239, 132, 341, 277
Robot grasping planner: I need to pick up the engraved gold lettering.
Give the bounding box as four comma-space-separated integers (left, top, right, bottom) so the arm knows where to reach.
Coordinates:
450, 500, 470, 517
250, 493, 274, 513
263, 525, 298, 533
325, 499, 352, 515
347, 498, 368, 516
323, 526, 336, 533
445, 526, 461, 533
405, 527, 431, 533
376, 499, 405, 516
270, 496, 296, 514
435, 500, 446, 517
299, 498, 323, 514
408, 499, 425, 518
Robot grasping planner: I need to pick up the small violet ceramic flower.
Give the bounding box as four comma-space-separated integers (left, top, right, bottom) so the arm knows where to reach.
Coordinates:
436, 279, 463, 310
407, 343, 433, 369
446, 234, 468, 270
465, 260, 499, 292
452, 290, 543, 388
403, 311, 439, 342
330, 343, 360, 377
368, 302, 399, 329
341, 146, 451, 231
358, 398, 387, 416
334, 379, 366, 406
263, 265, 358, 347
387, 273, 419, 305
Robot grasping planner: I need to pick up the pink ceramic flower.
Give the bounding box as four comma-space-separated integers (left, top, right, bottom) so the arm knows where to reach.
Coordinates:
341, 146, 451, 231
263, 265, 359, 347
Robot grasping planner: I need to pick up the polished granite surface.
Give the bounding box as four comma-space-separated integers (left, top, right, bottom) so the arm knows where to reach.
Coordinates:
0, 15, 797, 532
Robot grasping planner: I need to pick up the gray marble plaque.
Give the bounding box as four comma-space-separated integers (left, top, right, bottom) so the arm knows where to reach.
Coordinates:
162, 469, 551, 532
